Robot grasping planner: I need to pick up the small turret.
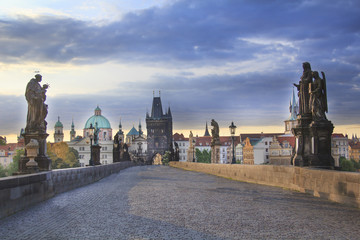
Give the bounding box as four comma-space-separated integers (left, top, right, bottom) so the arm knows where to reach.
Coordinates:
70, 118, 76, 141
54, 116, 64, 143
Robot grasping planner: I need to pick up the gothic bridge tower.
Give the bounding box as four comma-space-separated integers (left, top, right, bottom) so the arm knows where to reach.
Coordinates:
146, 92, 173, 164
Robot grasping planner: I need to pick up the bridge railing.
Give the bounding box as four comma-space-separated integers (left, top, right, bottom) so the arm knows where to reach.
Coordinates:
0, 161, 135, 219
170, 162, 360, 208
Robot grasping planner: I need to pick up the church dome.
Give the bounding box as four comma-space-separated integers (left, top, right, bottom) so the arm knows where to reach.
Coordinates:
54, 116, 63, 128
84, 106, 111, 129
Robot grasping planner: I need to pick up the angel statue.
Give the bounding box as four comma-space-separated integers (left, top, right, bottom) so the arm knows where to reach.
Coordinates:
310, 71, 328, 121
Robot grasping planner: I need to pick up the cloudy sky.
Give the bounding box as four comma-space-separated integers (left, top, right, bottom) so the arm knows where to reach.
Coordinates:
0, 0, 359, 142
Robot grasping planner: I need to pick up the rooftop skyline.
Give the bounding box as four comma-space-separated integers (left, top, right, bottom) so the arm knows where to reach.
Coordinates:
1, 0, 359, 142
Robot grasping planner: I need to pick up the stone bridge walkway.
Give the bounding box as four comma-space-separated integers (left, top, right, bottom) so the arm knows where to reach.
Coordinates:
1, 166, 360, 239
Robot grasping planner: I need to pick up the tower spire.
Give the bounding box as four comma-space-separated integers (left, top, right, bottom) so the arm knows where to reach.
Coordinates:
204, 121, 210, 136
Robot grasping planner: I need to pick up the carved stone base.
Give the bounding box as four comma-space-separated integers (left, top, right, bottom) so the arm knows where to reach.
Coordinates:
91, 145, 102, 165
113, 144, 120, 163
308, 120, 335, 169
19, 156, 50, 173
18, 133, 51, 174
292, 114, 312, 167
211, 145, 221, 164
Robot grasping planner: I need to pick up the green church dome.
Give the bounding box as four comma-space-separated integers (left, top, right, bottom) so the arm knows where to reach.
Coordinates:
84, 106, 111, 129
54, 116, 63, 128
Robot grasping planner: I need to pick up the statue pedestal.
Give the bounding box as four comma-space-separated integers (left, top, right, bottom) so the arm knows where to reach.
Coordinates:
292, 114, 312, 167
113, 144, 120, 162
308, 120, 335, 169
91, 145, 102, 165
211, 145, 221, 164
19, 133, 51, 173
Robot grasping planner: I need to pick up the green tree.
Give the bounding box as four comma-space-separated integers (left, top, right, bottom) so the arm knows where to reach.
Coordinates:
0, 164, 6, 177
0, 138, 6, 146
195, 149, 211, 163
47, 142, 80, 169
162, 151, 171, 166
6, 148, 23, 176
351, 159, 360, 170
340, 157, 356, 172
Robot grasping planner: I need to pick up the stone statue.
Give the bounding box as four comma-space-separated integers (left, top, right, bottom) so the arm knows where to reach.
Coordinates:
310, 71, 328, 121
94, 122, 100, 145
25, 74, 49, 133
169, 141, 174, 162
211, 119, 220, 146
294, 62, 312, 116
174, 142, 180, 161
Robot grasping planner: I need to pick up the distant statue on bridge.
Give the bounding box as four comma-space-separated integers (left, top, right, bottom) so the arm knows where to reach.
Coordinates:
211, 119, 220, 146
294, 62, 313, 116
25, 74, 49, 133
94, 122, 100, 145
310, 71, 328, 121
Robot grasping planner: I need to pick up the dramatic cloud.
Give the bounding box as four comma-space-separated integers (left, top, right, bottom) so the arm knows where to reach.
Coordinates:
0, 0, 360, 139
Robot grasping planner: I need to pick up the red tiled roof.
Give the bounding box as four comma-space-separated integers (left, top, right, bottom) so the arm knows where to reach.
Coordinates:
332, 133, 346, 138
240, 133, 283, 141
173, 133, 188, 141
193, 136, 240, 147
195, 136, 211, 147
349, 142, 360, 149
277, 136, 296, 148
0, 143, 22, 152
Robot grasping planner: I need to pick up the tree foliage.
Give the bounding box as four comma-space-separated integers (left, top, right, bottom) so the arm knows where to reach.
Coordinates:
0, 138, 6, 146
162, 151, 171, 166
195, 149, 211, 163
47, 142, 80, 169
340, 157, 357, 172
0, 149, 23, 178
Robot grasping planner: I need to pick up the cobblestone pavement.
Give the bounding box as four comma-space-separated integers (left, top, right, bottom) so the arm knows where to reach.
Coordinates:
1, 166, 360, 240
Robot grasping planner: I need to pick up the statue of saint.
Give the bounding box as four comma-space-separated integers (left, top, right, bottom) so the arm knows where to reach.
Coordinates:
211, 119, 220, 146
94, 122, 100, 145
174, 142, 180, 161
294, 62, 312, 116
25, 74, 49, 133
310, 71, 328, 121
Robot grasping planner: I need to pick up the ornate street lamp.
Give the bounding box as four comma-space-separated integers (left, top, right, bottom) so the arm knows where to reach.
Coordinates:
229, 121, 237, 164
89, 123, 95, 166
192, 138, 196, 162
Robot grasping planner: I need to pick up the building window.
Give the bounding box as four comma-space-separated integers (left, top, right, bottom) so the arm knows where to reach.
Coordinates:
266, 149, 268, 152
265, 142, 268, 145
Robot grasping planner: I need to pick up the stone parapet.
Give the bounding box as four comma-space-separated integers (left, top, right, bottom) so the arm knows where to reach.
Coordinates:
169, 162, 360, 208
0, 162, 135, 219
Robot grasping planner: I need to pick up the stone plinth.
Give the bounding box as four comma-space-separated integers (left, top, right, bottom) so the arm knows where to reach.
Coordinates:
19, 133, 51, 173
292, 114, 312, 167
113, 144, 120, 162
211, 145, 221, 164
308, 120, 335, 168
91, 145, 102, 165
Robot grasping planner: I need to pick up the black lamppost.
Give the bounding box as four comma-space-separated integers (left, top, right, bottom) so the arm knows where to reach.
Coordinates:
89, 123, 95, 166
192, 138, 196, 162
229, 121, 237, 164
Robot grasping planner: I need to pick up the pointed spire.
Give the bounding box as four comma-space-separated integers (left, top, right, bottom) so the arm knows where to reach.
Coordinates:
138, 119, 143, 136
71, 118, 75, 129
167, 106, 172, 117
204, 121, 210, 136
119, 118, 122, 129
289, 88, 297, 120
